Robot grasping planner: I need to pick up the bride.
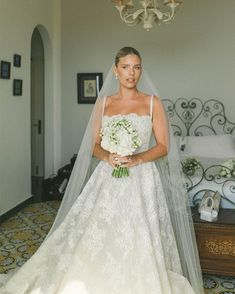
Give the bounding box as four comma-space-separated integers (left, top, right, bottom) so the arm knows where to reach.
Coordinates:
0, 47, 203, 293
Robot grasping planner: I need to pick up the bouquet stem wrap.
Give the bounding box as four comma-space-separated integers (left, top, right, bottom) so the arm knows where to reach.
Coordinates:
112, 166, 129, 178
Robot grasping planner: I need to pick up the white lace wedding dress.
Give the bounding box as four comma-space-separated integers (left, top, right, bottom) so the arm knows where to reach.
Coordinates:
0, 113, 196, 294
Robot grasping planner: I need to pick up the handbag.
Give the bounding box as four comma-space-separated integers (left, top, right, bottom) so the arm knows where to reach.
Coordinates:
198, 191, 221, 222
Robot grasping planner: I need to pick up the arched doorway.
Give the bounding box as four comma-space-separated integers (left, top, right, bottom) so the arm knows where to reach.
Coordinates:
31, 27, 45, 201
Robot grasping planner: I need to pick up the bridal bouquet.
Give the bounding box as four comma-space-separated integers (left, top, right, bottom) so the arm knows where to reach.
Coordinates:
219, 159, 235, 178
100, 117, 142, 177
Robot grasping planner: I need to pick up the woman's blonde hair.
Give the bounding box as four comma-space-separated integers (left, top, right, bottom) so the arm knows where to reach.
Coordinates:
115, 46, 141, 66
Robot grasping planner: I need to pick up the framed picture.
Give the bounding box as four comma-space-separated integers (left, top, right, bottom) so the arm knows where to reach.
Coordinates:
13, 79, 23, 96
0, 61, 11, 79
13, 54, 21, 67
77, 73, 103, 104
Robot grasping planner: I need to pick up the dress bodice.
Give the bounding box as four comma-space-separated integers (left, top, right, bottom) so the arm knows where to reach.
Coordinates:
102, 113, 153, 153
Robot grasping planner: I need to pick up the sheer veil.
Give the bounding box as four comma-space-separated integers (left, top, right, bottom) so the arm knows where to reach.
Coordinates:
48, 66, 203, 293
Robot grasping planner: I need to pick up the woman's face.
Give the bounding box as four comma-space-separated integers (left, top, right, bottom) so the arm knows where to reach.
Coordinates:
115, 54, 142, 89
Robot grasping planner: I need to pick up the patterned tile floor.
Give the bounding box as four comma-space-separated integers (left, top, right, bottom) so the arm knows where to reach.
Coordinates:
203, 274, 235, 293
0, 201, 60, 274
0, 201, 235, 293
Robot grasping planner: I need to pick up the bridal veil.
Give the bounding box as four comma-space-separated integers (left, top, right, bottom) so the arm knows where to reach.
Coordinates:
48, 66, 203, 294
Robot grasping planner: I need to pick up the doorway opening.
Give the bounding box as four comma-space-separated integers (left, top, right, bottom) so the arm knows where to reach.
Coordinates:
31, 27, 45, 202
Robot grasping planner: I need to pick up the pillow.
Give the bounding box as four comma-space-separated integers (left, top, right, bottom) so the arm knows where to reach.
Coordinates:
184, 134, 235, 159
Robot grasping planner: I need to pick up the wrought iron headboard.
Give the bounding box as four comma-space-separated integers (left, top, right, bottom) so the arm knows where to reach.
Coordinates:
162, 98, 235, 136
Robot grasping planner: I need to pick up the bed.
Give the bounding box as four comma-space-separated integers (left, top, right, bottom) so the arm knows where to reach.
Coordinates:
162, 97, 235, 209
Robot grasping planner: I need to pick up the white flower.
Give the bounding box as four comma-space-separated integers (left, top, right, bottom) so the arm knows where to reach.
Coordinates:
100, 118, 142, 157
219, 159, 235, 178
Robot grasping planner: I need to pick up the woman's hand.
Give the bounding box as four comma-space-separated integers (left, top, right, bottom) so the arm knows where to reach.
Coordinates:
122, 154, 143, 167
107, 153, 142, 168
107, 153, 130, 168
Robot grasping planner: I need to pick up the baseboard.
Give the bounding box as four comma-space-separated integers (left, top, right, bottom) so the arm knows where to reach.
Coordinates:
0, 197, 33, 223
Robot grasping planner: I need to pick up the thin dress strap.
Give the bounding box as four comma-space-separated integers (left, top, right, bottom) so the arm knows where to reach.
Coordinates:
150, 95, 154, 119
102, 96, 107, 120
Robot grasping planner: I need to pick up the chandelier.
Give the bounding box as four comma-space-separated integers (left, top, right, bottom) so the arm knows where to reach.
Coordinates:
111, 0, 182, 31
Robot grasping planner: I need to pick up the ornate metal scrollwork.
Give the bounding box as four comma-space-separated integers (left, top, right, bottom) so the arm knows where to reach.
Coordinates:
162, 98, 235, 136
190, 166, 235, 207
162, 98, 235, 207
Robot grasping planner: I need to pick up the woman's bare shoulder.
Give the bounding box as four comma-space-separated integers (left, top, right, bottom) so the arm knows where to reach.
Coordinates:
139, 92, 159, 100
105, 94, 119, 105
152, 95, 160, 104
139, 93, 160, 106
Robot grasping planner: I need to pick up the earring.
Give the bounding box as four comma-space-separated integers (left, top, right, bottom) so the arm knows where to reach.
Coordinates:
115, 74, 118, 80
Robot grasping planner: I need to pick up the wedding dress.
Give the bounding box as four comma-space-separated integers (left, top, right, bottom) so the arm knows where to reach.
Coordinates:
0, 97, 197, 293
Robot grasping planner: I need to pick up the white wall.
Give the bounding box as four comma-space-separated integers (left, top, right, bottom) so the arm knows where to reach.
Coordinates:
61, 0, 235, 165
0, 0, 61, 215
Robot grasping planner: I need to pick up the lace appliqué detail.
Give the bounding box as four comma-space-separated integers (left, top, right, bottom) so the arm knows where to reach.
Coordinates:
0, 114, 194, 294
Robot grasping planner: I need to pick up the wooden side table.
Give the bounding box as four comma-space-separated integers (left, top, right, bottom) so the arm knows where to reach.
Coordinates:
191, 207, 235, 276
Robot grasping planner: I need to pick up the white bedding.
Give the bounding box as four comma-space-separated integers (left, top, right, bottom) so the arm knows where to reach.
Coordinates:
177, 134, 235, 209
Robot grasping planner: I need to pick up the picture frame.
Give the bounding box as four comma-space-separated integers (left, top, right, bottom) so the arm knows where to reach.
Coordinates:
13, 79, 23, 96
0, 61, 11, 79
77, 73, 103, 104
13, 54, 21, 67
